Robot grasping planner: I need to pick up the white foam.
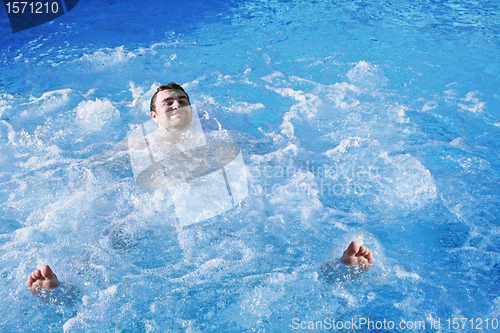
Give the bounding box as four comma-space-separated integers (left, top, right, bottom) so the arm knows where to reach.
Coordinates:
78, 45, 137, 67
128, 82, 158, 114
421, 100, 438, 112
261, 71, 289, 85
394, 265, 421, 281
228, 101, 265, 114
323, 139, 437, 213
75, 98, 120, 131
379, 153, 437, 210
457, 156, 490, 170
22, 89, 72, 117
458, 91, 485, 113
347, 61, 388, 90
0, 93, 14, 117
322, 82, 361, 110
391, 104, 410, 124
326, 137, 378, 154
449, 137, 468, 148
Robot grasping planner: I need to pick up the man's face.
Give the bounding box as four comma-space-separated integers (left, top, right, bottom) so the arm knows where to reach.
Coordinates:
151, 89, 193, 130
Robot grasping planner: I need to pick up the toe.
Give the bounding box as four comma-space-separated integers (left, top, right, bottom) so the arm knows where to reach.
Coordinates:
41, 265, 55, 280
346, 241, 360, 255
33, 269, 43, 280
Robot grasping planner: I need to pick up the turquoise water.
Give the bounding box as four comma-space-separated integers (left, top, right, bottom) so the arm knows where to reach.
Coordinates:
1, 0, 500, 332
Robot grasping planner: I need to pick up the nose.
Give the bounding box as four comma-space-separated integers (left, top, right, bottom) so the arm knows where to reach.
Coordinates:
171, 100, 180, 110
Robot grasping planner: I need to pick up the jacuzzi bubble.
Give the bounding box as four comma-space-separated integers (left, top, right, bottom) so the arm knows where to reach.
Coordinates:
75, 98, 120, 131
347, 61, 388, 91
1, 0, 499, 331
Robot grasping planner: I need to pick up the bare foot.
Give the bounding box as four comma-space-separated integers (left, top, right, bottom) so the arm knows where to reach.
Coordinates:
340, 241, 374, 269
26, 265, 60, 291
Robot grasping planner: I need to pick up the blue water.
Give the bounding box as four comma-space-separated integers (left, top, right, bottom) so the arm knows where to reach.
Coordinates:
1, 0, 500, 332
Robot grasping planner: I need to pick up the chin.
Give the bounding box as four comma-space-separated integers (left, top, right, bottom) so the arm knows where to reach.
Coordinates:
169, 121, 190, 130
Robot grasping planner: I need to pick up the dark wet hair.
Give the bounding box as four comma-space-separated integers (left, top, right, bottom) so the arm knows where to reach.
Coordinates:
150, 82, 190, 113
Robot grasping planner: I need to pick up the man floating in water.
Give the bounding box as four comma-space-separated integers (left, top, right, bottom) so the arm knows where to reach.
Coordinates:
26, 83, 374, 292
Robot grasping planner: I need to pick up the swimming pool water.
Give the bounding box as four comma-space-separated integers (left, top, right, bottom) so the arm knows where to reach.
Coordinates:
1, 0, 499, 332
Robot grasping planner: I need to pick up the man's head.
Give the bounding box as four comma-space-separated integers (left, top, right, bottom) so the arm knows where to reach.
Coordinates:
150, 83, 192, 130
